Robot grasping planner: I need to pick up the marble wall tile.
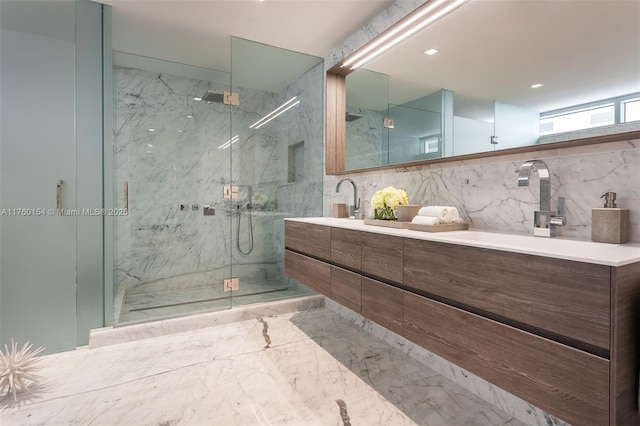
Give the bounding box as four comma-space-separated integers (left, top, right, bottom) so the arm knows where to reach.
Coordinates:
324, 142, 640, 241
326, 0, 425, 69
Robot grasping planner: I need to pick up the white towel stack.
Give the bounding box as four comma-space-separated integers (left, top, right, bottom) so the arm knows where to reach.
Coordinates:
411, 215, 441, 226
411, 205, 463, 225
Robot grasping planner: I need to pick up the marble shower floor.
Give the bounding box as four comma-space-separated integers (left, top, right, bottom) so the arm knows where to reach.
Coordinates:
119, 279, 314, 324
1, 307, 525, 426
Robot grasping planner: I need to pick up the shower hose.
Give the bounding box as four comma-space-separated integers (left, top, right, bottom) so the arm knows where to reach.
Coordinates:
237, 204, 254, 255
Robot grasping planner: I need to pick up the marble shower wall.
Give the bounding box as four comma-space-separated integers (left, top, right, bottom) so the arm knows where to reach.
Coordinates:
272, 63, 325, 280
114, 61, 323, 300
324, 0, 640, 242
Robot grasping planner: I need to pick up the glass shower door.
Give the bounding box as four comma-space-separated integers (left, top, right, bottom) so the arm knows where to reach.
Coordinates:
228, 37, 323, 308
112, 54, 234, 325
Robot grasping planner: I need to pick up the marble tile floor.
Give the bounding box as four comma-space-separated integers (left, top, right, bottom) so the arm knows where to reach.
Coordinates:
119, 279, 314, 325
1, 307, 525, 426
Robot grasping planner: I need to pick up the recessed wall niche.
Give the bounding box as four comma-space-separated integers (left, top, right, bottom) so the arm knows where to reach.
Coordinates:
288, 141, 304, 183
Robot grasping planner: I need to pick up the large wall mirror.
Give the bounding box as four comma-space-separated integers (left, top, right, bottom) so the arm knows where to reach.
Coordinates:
327, 0, 640, 174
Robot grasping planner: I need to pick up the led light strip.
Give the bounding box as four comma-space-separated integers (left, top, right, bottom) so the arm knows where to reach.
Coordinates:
250, 96, 299, 129
254, 100, 301, 129
346, 0, 468, 70
217, 134, 240, 150
341, 0, 448, 68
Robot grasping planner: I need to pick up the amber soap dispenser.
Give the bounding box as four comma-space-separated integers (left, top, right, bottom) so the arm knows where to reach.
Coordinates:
591, 192, 629, 244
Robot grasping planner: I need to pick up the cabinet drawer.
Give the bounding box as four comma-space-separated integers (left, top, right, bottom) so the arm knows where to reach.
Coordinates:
330, 266, 361, 313
362, 232, 403, 283
331, 228, 361, 271
403, 292, 609, 426
285, 249, 330, 296
285, 221, 330, 260
361, 277, 403, 335
404, 239, 610, 351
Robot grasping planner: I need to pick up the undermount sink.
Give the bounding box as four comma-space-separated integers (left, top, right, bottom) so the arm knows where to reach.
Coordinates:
439, 230, 603, 257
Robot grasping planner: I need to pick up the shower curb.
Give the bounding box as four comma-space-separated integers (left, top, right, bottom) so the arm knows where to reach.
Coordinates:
88, 294, 324, 348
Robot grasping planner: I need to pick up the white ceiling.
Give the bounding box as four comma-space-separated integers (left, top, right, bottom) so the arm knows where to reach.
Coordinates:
97, 0, 640, 118
365, 0, 640, 117
98, 0, 393, 72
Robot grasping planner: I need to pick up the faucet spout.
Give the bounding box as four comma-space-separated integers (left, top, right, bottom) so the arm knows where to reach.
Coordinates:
336, 178, 360, 219
517, 159, 565, 237
517, 160, 550, 212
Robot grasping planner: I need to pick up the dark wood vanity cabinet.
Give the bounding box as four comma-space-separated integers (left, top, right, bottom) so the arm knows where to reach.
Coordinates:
403, 292, 610, 426
284, 221, 330, 259
361, 277, 403, 335
330, 266, 361, 313
284, 220, 640, 426
361, 232, 403, 283
284, 249, 330, 296
404, 238, 611, 352
330, 228, 361, 271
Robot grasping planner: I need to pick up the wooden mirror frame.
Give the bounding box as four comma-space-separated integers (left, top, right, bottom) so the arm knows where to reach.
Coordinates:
325, 4, 640, 176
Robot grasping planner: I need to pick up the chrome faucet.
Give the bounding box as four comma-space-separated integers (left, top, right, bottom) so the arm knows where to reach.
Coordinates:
336, 178, 361, 219
517, 159, 566, 237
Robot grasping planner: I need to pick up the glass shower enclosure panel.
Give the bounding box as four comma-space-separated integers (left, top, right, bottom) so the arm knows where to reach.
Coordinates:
112, 53, 233, 325
1, 0, 106, 353
229, 37, 324, 307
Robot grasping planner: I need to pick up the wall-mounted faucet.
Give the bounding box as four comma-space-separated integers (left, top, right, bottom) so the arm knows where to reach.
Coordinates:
517, 159, 566, 237
336, 178, 360, 219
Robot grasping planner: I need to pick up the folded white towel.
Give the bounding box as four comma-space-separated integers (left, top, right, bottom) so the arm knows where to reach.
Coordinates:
445, 207, 460, 222
418, 206, 448, 220
418, 206, 459, 223
411, 215, 441, 226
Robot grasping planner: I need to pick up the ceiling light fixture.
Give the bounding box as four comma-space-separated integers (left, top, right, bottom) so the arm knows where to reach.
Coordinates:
147, 144, 153, 147
342, 0, 468, 70
148, 128, 155, 132
187, 115, 193, 119
217, 135, 240, 150
249, 96, 300, 129
531, 83, 544, 88
177, 129, 184, 133
194, 97, 202, 101
424, 48, 439, 55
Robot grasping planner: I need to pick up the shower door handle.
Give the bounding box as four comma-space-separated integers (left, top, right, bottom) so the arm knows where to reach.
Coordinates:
124, 181, 129, 214
56, 180, 63, 214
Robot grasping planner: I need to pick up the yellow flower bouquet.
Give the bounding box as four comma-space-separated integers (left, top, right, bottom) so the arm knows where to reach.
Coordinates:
371, 186, 409, 220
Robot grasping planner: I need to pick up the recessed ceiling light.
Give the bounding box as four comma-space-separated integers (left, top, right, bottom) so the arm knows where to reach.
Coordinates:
147, 144, 153, 148
187, 115, 193, 119
531, 83, 543, 88
424, 48, 438, 55
177, 129, 184, 133
146, 150, 152, 154
148, 128, 155, 132
194, 97, 202, 101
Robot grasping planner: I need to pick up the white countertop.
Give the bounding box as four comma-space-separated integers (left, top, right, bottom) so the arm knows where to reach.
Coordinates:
286, 217, 640, 267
